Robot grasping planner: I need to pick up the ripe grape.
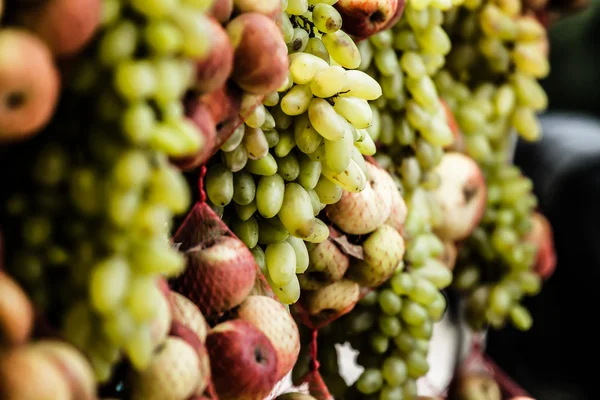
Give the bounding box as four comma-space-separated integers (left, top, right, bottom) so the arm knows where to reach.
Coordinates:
211, 4, 384, 305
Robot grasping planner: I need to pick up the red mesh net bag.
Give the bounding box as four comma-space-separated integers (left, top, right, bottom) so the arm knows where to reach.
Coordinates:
165, 167, 305, 400
288, 159, 408, 399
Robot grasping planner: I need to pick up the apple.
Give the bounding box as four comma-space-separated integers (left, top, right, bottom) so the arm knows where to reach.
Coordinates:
194, 82, 243, 127
382, 172, 408, 233
129, 337, 203, 400
450, 372, 501, 400
169, 323, 212, 396
299, 239, 350, 291
302, 279, 361, 320
15, 0, 101, 56
276, 393, 317, 400
327, 163, 394, 235
350, 224, 405, 287
236, 295, 301, 381
439, 240, 458, 271
226, 13, 289, 95
30, 340, 96, 400
168, 291, 210, 343
171, 236, 257, 318
334, 0, 401, 40
211, 0, 234, 22
441, 99, 465, 152
207, 320, 279, 400
432, 153, 487, 241
0, 29, 59, 141
525, 212, 556, 280
381, 0, 406, 31
150, 285, 173, 349
0, 345, 71, 399
195, 18, 234, 94
0, 271, 33, 346
234, 0, 282, 18
171, 103, 217, 171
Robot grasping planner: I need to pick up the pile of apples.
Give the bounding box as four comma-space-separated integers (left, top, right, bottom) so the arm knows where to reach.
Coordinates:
0, 269, 98, 399
297, 161, 409, 324
0, 0, 100, 144
174, 0, 290, 171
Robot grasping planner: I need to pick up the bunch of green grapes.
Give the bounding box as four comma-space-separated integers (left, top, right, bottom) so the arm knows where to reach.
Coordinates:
203, 0, 383, 306
1, 0, 214, 380
438, 0, 549, 330
308, 0, 462, 398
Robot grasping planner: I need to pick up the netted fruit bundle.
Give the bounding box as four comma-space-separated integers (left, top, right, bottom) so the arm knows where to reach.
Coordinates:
164, 185, 302, 400
0, 256, 98, 400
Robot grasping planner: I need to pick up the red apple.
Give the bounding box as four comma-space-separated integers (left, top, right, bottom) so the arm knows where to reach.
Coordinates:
381, 0, 406, 30
236, 295, 300, 381
327, 163, 394, 235
525, 212, 556, 280
299, 238, 350, 291
171, 236, 257, 318
334, 0, 401, 40
129, 337, 204, 400
195, 18, 234, 94
30, 340, 96, 400
302, 279, 361, 320
198, 82, 243, 127
171, 103, 217, 171
0, 346, 71, 399
234, 0, 282, 18
169, 323, 212, 396
432, 153, 487, 241
207, 319, 279, 400
439, 240, 458, 270
15, 0, 101, 56
150, 285, 173, 349
0, 271, 33, 346
441, 98, 466, 152
450, 372, 501, 400
226, 13, 289, 95
211, 0, 234, 22
0, 29, 59, 141
168, 291, 210, 343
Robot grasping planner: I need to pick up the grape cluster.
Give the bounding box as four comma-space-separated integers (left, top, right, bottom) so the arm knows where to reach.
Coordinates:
204, 0, 382, 305
307, 0, 461, 397
440, 0, 549, 330
1, 0, 213, 380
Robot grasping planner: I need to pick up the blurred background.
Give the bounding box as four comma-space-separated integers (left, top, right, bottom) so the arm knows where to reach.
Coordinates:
487, 2, 600, 399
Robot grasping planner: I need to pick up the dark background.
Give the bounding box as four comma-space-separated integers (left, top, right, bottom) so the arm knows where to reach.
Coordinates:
487, 3, 600, 399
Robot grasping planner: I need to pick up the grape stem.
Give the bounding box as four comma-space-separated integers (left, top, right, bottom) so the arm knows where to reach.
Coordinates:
198, 164, 207, 204
291, 15, 319, 38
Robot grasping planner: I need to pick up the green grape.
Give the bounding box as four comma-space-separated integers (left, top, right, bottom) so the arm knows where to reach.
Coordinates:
357, 369, 384, 395
256, 174, 285, 218
382, 356, 408, 386
232, 217, 260, 249
266, 242, 297, 286
286, 236, 310, 273
378, 315, 402, 337
278, 183, 316, 238
378, 289, 403, 316
321, 31, 361, 70
205, 164, 234, 207
89, 257, 130, 315
312, 4, 342, 33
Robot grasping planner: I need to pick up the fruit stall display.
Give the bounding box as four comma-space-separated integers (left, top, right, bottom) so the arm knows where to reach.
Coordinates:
0, 0, 571, 399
